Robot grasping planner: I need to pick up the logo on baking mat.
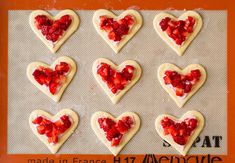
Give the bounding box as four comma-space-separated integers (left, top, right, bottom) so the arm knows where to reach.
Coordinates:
142, 154, 157, 163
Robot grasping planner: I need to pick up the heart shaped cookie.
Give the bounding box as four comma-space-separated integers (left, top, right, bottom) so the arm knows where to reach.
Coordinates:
158, 63, 206, 108
92, 58, 142, 104
29, 109, 79, 154
93, 9, 142, 53
29, 9, 79, 53
155, 110, 204, 156
27, 56, 76, 102
91, 111, 140, 156
153, 11, 202, 56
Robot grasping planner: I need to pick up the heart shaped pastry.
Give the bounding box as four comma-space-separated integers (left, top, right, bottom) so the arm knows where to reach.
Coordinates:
91, 111, 140, 156
29, 9, 79, 53
92, 58, 142, 104
29, 109, 79, 154
93, 9, 142, 53
158, 63, 206, 108
27, 56, 76, 102
153, 11, 202, 56
155, 110, 204, 156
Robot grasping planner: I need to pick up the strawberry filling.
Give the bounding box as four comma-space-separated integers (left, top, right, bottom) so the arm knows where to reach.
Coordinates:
98, 116, 134, 146
161, 117, 198, 145
32, 115, 72, 144
99, 15, 135, 42
32, 62, 70, 95
159, 16, 196, 45
97, 63, 135, 94
34, 15, 72, 42
163, 69, 201, 97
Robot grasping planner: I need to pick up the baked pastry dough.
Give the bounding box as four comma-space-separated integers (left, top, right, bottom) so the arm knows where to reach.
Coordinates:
153, 11, 202, 56
91, 111, 140, 156
29, 109, 79, 154
92, 58, 142, 104
155, 110, 204, 156
27, 56, 76, 102
29, 9, 79, 53
158, 63, 206, 108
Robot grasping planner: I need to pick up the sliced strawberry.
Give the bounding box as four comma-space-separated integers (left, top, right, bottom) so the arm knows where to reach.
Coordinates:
106, 126, 121, 141
191, 69, 201, 80
98, 118, 116, 132
173, 136, 187, 145
97, 63, 136, 94
116, 120, 129, 134
184, 83, 192, 93
161, 117, 198, 145
32, 116, 43, 124
166, 26, 172, 36
55, 62, 70, 74
98, 116, 134, 146
54, 120, 63, 127
32, 62, 70, 94
49, 82, 58, 95
121, 116, 134, 126
176, 87, 184, 96
163, 76, 171, 84
33, 115, 72, 145
163, 69, 201, 96
37, 125, 46, 135
99, 14, 134, 42
35, 14, 72, 42
111, 134, 123, 146
159, 16, 196, 45
111, 87, 118, 94
48, 135, 58, 144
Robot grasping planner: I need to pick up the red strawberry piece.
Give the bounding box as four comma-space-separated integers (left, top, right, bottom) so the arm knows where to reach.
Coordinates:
49, 82, 58, 95
163, 76, 171, 84
106, 126, 121, 141
124, 15, 135, 25
37, 125, 46, 135
44, 121, 53, 134
184, 83, 192, 93
161, 117, 174, 128
187, 118, 198, 130
173, 136, 187, 145
111, 134, 123, 146
125, 65, 135, 73
32, 116, 43, 124
55, 62, 70, 74
191, 69, 201, 80
159, 17, 171, 31
176, 87, 184, 96
54, 120, 63, 127
121, 116, 134, 126
48, 135, 58, 144
111, 87, 118, 94
98, 118, 116, 132
63, 119, 71, 129
166, 26, 172, 36
164, 70, 172, 77
116, 120, 130, 134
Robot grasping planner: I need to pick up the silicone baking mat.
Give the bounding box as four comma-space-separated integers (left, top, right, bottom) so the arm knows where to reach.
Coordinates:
8, 10, 227, 155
